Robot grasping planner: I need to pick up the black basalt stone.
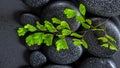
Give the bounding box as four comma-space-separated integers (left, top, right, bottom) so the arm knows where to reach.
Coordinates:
44, 64, 72, 68
111, 16, 120, 31
20, 13, 39, 25
23, 0, 50, 8
30, 51, 47, 67
84, 18, 120, 57
78, 0, 120, 17
41, 1, 81, 31
78, 57, 117, 68
42, 37, 83, 64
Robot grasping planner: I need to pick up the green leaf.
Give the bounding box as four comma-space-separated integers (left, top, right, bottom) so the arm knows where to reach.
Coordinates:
106, 34, 116, 42
73, 39, 82, 46
44, 20, 57, 33
17, 27, 27, 36
76, 15, 90, 29
36, 21, 47, 31
81, 39, 88, 48
57, 35, 65, 39
101, 44, 109, 48
101, 42, 117, 51
76, 16, 85, 23
33, 33, 44, 46
56, 39, 69, 51
56, 25, 63, 30
43, 34, 54, 46
25, 33, 44, 46
109, 41, 117, 51
79, 4, 86, 16
64, 8, 77, 18
60, 21, 70, 29
24, 24, 37, 32
110, 44, 118, 51
71, 33, 82, 38
26, 35, 34, 46
86, 19, 92, 25
52, 17, 61, 24
82, 23, 90, 29
62, 29, 72, 36
98, 37, 108, 42
56, 21, 70, 30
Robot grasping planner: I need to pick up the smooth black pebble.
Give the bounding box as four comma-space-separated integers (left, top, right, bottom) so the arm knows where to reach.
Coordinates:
30, 51, 47, 67
42, 37, 83, 64
84, 18, 120, 57
41, 1, 81, 31
44, 64, 72, 68
20, 13, 39, 25
78, 57, 117, 68
78, 0, 120, 17
111, 16, 120, 31
23, 0, 50, 8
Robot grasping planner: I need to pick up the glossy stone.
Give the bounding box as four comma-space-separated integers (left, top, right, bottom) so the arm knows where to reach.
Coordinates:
111, 16, 120, 31
20, 13, 39, 25
41, 1, 81, 31
42, 37, 83, 64
23, 0, 50, 8
78, 0, 120, 17
78, 57, 117, 68
30, 51, 47, 67
84, 18, 120, 57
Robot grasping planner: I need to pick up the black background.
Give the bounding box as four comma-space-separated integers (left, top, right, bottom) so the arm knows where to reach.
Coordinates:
0, 0, 120, 68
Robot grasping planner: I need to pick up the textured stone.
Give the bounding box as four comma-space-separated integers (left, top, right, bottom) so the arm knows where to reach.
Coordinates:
84, 18, 120, 57
78, 57, 117, 68
30, 51, 47, 67
23, 0, 49, 8
41, 1, 81, 31
78, 0, 120, 17
111, 16, 120, 31
20, 13, 39, 25
42, 37, 83, 64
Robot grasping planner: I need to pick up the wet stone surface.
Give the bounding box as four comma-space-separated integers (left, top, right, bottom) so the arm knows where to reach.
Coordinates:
78, 0, 120, 17
78, 57, 117, 68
